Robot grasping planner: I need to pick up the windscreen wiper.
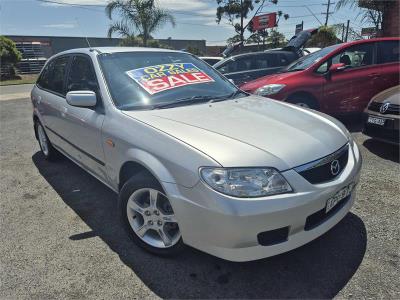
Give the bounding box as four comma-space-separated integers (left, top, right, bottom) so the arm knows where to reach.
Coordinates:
153, 95, 215, 109
209, 90, 247, 103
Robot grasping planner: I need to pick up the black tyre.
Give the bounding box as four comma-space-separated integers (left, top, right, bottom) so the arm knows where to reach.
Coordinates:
287, 94, 319, 110
34, 120, 59, 161
119, 171, 185, 256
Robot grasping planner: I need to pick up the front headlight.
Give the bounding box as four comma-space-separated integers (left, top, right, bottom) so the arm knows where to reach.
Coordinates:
200, 167, 292, 198
255, 84, 286, 96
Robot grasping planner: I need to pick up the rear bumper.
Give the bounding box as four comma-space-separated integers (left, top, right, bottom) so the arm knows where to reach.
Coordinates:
163, 142, 362, 262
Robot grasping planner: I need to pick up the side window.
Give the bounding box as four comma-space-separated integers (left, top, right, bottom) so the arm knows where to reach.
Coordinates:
66, 56, 98, 93
225, 56, 254, 73
278, 54, 289, 67
49, 56, 69, 95
331, 43, 374, 68
255, 55, 270, 69
377, 41, 400, 64
37, 61, 52, 90
316, 61, 329, 73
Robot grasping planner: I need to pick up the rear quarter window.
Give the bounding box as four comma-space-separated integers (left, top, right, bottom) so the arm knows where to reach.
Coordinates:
377, 41, 400, 64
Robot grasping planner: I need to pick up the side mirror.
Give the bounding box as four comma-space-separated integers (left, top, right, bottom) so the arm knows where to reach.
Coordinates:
66, 91, 97, 107
329, 63, 347, 73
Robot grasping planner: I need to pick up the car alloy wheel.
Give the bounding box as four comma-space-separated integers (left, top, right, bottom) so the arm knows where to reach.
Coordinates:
126, 188, 181, 248
37, 124, 49, 156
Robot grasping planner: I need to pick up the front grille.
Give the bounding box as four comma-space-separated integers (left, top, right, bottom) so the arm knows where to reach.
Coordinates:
368, 101, 400, 115
294, 144, 349, 184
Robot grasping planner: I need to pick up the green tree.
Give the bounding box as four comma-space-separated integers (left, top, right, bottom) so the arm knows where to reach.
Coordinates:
335, 0, 394, 36
216, 0, 281, 43
0, 36, 22, 78
306, 26, 338, 48
118, 36, 173, 49
265, 29, 286, 48
106, 0, 175, 47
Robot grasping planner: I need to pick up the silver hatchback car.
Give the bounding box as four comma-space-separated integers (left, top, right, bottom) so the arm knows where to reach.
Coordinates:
31, 47, 362, 262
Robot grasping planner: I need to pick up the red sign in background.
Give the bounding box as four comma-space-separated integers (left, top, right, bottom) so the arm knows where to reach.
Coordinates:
252, 13, 277, 31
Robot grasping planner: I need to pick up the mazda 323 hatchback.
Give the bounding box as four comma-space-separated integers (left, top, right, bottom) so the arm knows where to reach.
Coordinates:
31, 47, 362, 262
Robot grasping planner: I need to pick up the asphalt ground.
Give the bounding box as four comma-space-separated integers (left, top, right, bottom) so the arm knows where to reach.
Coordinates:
0, 93, 399, 299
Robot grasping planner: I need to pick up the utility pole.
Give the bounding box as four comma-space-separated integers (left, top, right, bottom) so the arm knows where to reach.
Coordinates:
322, 0, 335, 26
345, 19, 350, 42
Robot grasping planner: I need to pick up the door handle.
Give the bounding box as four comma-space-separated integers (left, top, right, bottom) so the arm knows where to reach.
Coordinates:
61, 107, 68, 117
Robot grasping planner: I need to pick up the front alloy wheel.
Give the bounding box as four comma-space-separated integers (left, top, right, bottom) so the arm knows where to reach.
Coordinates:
119, 172, 185, 256
127, 188, 181, 248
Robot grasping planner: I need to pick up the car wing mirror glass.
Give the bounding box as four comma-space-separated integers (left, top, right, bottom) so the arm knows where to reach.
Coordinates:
66, 90, 97, 107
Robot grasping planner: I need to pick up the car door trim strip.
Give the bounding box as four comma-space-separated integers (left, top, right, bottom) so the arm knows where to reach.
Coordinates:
45, 125, 105, 166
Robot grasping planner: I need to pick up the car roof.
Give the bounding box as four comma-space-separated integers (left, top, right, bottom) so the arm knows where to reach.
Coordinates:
338, 37, 399, 48
52, 46, 183, 57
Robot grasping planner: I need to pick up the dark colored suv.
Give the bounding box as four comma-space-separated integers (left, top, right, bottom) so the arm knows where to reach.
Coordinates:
214, 29, 316, 85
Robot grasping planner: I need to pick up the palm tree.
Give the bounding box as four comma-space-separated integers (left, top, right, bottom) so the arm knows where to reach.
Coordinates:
106, 0, 176, 46
335, 0, 392, 36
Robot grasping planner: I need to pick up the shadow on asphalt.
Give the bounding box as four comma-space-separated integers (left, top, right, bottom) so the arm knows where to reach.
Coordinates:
32, 152, 367, 299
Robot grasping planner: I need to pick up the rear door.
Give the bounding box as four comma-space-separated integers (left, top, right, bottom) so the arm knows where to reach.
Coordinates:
35, 55, 71, 150
321, 42, 376, 113
376, 40, 400, 92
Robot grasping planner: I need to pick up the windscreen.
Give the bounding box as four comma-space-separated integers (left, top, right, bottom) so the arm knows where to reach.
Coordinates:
98, 51, 238, 110
284, 44, 341, 72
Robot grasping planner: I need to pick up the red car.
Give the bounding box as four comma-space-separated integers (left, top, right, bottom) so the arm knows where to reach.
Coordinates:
240, 38, 400, 114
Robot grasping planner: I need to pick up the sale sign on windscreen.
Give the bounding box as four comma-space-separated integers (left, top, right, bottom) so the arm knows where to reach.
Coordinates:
126, 63, 215, 95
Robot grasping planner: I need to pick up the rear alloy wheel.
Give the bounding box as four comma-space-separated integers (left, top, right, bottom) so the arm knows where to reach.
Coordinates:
35, 121, 58, 161
119, 172, 184, 256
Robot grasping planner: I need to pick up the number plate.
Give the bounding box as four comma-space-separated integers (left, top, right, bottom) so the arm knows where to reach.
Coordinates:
326, 183, 355, 213
367, 116, 386, 126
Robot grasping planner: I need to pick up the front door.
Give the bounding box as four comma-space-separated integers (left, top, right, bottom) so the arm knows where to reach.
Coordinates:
59, 54, 107, 180
321, 42, 376, 113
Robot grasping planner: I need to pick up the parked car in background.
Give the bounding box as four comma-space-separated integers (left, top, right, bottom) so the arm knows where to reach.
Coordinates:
240, 38, 400, 114
199, 56, 223, 66
214, 29, 317, 86
31, 47, 362, 262
363, 85, 399, 145
303, 47, 321, 55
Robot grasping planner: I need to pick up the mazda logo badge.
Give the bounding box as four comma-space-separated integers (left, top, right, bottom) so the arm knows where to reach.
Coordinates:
330, 160, 340, 176
380, 102, 390, 114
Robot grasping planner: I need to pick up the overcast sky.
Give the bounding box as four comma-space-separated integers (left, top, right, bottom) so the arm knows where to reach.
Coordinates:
1, 0, 366, 45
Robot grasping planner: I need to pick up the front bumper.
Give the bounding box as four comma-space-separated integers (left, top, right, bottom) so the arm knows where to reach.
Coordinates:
163, 142, 362, 262
363, 112, 399, 145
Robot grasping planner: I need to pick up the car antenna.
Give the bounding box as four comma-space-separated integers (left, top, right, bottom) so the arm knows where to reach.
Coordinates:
75, 17, 92, 49
85, 36, 92, 49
